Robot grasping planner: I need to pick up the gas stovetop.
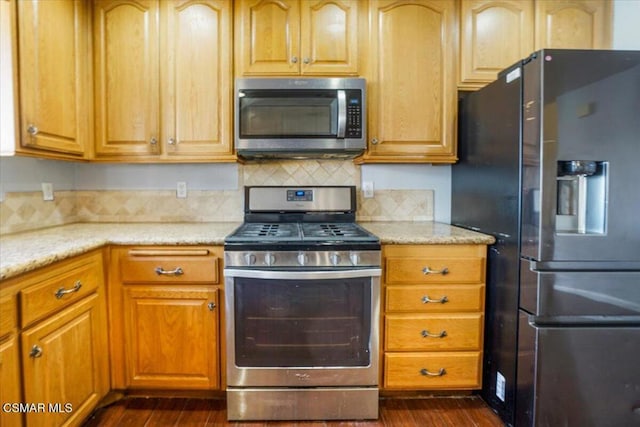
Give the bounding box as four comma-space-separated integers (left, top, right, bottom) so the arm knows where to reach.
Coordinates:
225, 222, 378, 243
224, 186, 380, 268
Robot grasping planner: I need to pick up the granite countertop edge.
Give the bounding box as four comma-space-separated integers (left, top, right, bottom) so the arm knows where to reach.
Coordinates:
0, 221, 494, 282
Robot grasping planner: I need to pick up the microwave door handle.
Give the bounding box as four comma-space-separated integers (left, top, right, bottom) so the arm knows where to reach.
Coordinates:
337, 90, 347, 138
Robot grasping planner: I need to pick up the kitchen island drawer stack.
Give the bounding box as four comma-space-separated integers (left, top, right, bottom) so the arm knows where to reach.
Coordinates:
382, 244, 486, 390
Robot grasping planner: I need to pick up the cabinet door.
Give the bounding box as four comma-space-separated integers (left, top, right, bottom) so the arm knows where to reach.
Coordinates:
94, 0, 160, 157
17, 0, 89, 157
459, 0, 534, 89
300, 0, 359, 75
123, 286, 219, 389
535, 0, 612, 49
235, 0, 300, 75
161, 0, 233, 159
21, 293, 109, 427
0, 336, 22, 427
363, 0, 457, 163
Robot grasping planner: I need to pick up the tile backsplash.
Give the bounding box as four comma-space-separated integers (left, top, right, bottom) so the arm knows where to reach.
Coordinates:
0, 160, 434, 235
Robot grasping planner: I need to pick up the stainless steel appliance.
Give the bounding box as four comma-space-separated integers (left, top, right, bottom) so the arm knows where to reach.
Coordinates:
453, 49, 640, 426
224, 186, 380, 421
234, 78, 366, 159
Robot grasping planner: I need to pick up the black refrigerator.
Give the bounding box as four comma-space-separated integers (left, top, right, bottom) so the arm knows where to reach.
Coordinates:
452, 49, 640, 427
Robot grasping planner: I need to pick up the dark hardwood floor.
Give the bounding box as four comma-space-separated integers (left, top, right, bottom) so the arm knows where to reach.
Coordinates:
82, 396, 505, 426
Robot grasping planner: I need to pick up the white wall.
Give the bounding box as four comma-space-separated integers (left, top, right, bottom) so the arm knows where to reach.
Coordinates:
2, 0, 639, 218
613, 0, 640, 49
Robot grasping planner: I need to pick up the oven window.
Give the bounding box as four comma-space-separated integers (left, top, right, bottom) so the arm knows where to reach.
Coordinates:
234, 277, 371, 367
239, 90, 338, 138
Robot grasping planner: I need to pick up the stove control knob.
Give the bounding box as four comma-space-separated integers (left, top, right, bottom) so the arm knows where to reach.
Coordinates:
297, 252, 308, 266
264, 252, 276, 266
350, 252, 361, 266
330, 252, 342, 266
244, 253, 257, 266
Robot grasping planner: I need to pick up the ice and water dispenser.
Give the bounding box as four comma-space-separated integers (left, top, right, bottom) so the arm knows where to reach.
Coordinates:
556, 160, 607, 234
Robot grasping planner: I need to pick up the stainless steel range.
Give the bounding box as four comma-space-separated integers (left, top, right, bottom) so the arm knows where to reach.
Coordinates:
224, 186, 381, 421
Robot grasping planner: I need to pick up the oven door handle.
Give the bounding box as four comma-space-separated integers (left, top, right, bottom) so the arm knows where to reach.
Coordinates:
224, 268, 381, 280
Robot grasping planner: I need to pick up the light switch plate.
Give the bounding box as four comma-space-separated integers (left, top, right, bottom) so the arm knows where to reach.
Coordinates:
41, 182, 54, 201
362, 181, 374, 198
176, 181, 187, 198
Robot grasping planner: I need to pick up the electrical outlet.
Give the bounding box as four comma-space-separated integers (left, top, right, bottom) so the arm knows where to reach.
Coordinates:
41, 182, 54, 201
362, 181, 374, 198
176, 181, 187, 198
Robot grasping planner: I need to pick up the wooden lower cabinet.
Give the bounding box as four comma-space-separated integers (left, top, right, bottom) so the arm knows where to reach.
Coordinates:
0, 250, 109, 427
21, 294, 108, 427
382, 244, 487, 391
122, 286, 219, 389
384, 352, 482, 389
109, 246, 223, 391
0, 335, 22, 427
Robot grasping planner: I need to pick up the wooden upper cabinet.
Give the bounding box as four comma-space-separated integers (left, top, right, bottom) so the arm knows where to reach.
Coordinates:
459, 0, 612, 89
161, 0, 233, 158
360, 0, 457, 163
459, 0, 534, 89
300, 0, 359, 75
16, 0, 90, 158
93, 0, 159, 157
93, 0, 234, 161
534, 0, 612, 50
235, 0, 359, 76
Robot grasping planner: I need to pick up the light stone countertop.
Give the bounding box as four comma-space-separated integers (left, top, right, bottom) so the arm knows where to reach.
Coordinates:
0, 221, 494, 281
359, 221, 495, 245
0, 222, 241, 282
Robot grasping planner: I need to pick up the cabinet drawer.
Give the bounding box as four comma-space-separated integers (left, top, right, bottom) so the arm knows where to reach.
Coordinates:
386, 284, 484, 313
385, 314, 483, 351
0, 294, 17, 338
385, 257, 484, 284
20, 260, 101, 328
120, 249, 219, 284
384, 351, 481, 389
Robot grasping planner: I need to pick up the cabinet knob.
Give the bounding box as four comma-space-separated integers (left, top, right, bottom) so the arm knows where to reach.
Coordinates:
291, 56, 298, 64
150, 137, 158, 145
27, 124, 39, 136
168, 137, 177, 145
371, 137, 378, 145
208, 302, 216, 311
303, 57, 310, 64
29, 345, 43, 358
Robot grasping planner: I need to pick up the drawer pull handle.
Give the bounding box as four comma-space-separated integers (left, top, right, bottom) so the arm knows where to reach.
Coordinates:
155, 267, 184, 276
29, 345, 43, 358
54, 281, 82, 299
422, 266, 449, 275
420, 368, 446, 377
422, 295, 449, 304
421, 329, 447, 338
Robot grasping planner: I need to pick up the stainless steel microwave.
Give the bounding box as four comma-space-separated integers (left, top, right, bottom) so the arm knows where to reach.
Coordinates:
234, 78, 366, 159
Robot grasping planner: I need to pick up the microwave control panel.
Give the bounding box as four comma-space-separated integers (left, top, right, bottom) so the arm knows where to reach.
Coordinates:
345, 90, 362, 138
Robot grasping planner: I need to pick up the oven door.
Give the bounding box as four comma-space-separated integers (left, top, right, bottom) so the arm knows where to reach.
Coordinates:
225, 268, 380, 387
